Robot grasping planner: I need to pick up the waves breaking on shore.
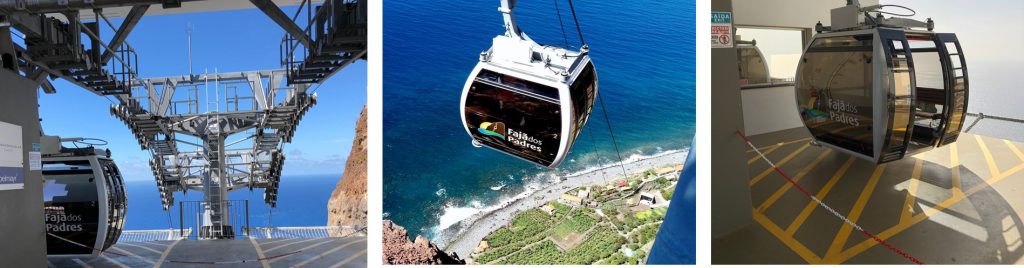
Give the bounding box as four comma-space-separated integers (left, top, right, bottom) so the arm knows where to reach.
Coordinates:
426, 147, 689, 246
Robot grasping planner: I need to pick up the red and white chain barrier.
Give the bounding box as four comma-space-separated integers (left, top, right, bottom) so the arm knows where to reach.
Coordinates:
737, 131, 924, 265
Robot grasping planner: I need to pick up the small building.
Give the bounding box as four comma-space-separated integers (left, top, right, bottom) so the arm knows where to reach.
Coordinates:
474, 240, 490, 254
540, 203, 555, 215
638, 192, 657, 206
577, 189, 590, 200
559, 193, 583, 206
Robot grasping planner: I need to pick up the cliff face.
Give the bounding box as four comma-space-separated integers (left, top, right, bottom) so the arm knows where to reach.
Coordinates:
382, 220, 466, 264
327, 106, 367, 235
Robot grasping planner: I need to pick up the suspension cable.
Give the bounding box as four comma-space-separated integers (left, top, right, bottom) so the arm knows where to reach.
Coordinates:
597, 91, 628, 179
566, 0, 587, 46
553, 0, 569, 48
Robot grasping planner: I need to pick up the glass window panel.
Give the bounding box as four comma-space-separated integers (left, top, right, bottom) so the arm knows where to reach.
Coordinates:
465, 71, 562, 166
796, 35, 875, 156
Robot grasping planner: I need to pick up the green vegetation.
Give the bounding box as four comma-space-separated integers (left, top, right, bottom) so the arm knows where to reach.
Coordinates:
552, 208, 597, 240
635, 207, 668, 221
477, 165, 681, 264
484, 209, 552, 248
662, 186, 675, 200
630, 222, 662, 245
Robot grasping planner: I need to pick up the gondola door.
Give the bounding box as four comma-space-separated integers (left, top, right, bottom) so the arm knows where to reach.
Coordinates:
934, 33, 968, 146
42, 158, 105, 256
877, 29, 917, 163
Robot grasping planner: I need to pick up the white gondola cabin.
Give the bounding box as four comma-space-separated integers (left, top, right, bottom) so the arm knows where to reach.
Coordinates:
460, 0, 598, 168
794, 1, 968, 164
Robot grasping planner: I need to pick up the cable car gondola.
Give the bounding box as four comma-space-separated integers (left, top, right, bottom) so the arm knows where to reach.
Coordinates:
737, 39, 771, 86
42, 136, 127, 258
794, 0, 968, 164
461, 0, 598, 168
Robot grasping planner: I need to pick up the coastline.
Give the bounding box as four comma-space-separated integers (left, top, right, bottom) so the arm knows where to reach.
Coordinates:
438, 149, 688, 258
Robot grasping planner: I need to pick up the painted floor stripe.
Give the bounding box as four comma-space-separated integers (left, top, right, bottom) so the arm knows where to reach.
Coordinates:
262, 237, 301, 247
749, 144, 783, 164
111, 246, 155, 265
328, 248, 368, 268
898, 159, 923, 225
270, 239, 350, 264
785, 156, 855, 234
975, 135, 1002, 177
290, 238, 366, 267
266, 238, 323, 253
153, 239, 181, 268
98, 254, 129, 268
249, 237, 272, 268
758, 149, 831, 212
72, 258, 94, 268
117, 242, 163, 254
824, 164, 886, 260
750, 143, 811, 186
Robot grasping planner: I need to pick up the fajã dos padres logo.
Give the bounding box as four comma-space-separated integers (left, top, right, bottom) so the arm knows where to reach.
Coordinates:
478, 122, 506, 139
478, 121, 543, 153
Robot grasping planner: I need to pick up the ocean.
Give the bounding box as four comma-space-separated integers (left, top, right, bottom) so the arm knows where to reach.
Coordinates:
122, 174, 342, 231
383, 0, 696, 240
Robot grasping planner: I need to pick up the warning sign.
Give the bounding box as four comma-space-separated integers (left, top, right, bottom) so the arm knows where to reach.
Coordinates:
712, 11, 733, 48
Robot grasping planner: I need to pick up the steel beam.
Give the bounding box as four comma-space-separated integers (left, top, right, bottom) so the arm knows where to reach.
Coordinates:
0, 0, 197, 13
100, 4, 148, 64
248, 0, 311, 49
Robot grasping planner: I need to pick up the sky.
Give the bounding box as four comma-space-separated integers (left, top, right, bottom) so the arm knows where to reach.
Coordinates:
36, 5, 366, 181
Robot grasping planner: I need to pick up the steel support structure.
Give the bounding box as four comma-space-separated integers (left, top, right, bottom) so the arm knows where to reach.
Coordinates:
110, 70, 316, 239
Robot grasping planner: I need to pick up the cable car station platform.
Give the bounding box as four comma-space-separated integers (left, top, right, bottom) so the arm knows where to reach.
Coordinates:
713, 127, 1024, 264
46, 236, 367, 268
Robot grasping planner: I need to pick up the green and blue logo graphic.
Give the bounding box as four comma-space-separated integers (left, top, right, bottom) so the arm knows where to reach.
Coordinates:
478, 122, 506, 139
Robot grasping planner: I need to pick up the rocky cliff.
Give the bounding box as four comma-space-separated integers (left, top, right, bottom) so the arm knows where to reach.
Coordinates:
382, 220, 466, 264
327, 106, 367, 235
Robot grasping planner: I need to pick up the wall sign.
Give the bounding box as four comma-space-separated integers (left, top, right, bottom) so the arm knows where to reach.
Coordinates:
712, 11, 733, 48
0, 121, 23, 190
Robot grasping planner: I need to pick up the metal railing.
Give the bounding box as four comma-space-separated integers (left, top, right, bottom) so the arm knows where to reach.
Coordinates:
247, 226, 367, 239
119, 229, 192, 242
178, 200, 250, 239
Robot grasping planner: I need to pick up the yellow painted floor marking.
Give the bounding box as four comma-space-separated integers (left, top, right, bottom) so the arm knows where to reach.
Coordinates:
758, 150, 832, 212
1005, 140, 1024, 162
261, 237, 300, 246
71, 258, 95, 268
270, 239, 348, 264
153, 239, 181, 268
975, 135, 1002, 177
750, 143, 812, 186
785, 156, 856, 234
97, 254, 128, 268
753, 211, 822, 263
290, 238, 366, 268
950, 142, 963, 194
832, 162, 1024, 263
749, 144, 783, 164
746, 137, 811, 153
249, 238, 272, 268
266, 238, 322, 253
898, 159, 923, 225
116, 243, 163, 254
110, 247, 155, 265
328, 248, 368, 268
823, 164, 887, 262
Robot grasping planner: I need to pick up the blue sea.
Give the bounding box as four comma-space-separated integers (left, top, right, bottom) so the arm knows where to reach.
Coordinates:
383, 0, 696, 240
122, 174, 342, 231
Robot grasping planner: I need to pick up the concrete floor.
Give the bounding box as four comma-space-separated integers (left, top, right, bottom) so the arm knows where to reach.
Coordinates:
714, 127, 1024, 264
47, 236, 367, 268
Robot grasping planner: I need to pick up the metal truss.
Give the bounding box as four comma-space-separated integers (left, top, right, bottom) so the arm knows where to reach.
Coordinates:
110, 70, 316, 231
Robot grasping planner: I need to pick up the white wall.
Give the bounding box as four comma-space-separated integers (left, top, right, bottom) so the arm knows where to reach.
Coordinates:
732, 0, 841, 28
741, 86, 804, 135
732, 0, 841, 135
